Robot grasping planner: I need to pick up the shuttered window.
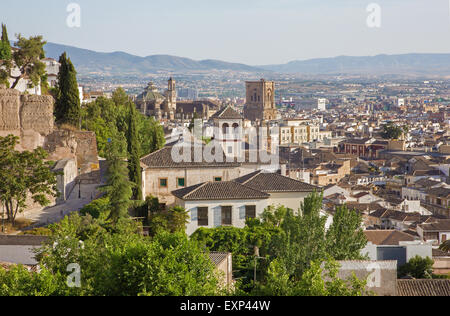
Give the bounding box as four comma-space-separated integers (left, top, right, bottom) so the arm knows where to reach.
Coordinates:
221, 206, 232, 226
198, 207, 208, 226
245, 205, 256, 219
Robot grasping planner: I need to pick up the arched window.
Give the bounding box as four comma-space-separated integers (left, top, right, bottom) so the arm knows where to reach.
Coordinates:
222, 123, 229, 134
232, 123, 240, 135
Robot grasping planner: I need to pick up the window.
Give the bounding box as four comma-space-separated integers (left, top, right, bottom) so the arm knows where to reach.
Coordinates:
222, 206, 232, 225
177, 178, 185, 187
214, 177, 222, 182
222, 123, 229, 134
159, 178, 168, 188
245, 205, 256, 219
198, 207, 208, 226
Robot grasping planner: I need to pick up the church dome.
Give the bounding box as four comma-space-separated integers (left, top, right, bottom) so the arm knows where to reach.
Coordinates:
136, 82, 164, 102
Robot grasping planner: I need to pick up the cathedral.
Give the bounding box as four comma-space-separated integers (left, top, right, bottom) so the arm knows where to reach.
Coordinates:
135, 78, 177, 120
244, 79, 278, 122
135, 78, 221, 121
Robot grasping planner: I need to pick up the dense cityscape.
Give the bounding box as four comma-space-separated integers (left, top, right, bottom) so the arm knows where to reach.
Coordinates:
0, 1, 449, 303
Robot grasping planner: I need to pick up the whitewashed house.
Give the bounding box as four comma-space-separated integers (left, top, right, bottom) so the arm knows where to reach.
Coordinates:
172, 171, 319, 235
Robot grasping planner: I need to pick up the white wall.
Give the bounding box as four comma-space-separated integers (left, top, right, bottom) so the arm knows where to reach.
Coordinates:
181, 198, 269, 236
267, 192, 310, 212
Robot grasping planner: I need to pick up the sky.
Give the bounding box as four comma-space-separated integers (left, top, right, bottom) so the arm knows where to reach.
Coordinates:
1, 0, 450, 65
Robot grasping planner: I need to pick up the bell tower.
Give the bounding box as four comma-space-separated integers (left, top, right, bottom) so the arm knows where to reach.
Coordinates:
165, 78, 177, 120
244, 79, 278, 122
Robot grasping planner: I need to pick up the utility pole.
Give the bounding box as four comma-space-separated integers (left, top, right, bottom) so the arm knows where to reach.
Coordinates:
1, 203, 5, 234
78, 167, 81, 199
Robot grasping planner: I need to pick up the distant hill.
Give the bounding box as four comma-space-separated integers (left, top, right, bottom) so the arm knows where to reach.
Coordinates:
42, 42, 450, 77
43, 42, 265, 75
259, 54, 450, 76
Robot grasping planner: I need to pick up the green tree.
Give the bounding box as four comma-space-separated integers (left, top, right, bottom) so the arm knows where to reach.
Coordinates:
0, 264, 67, 296
398, 256, 434, 279
101, 138, 133, 224
34, 215, 220, 296
112, 87, 129, 106
0, 135, 58, 225
381, 123, 408, 140
326, 205, 367, 260
270, 192, 328, 279
143, 116, 165, 155
126, 103, 142, 200
81, 90, 165, 158
261, 205, 290, 228
80, 197, 110, 220
0, 23, 12, 63
260, 259, 368, 296
8, 34, 46, 90
54, 52, 80, 127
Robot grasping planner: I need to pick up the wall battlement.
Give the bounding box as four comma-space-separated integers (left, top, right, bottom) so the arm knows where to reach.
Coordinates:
0, 86, 54, 135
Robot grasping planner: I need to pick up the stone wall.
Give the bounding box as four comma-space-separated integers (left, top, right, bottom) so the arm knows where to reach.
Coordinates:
0, 86, 100, 183
45, 130, 100, 182
0, 86, 54, 151
20, 94, 54, 135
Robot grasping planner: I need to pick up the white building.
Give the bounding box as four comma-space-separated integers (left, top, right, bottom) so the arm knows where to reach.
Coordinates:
173, 171, 319, 235
318, 98, 327, 111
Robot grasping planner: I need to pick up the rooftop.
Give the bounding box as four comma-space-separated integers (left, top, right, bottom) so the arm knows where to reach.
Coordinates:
233, 170, 319, 193
397, 280, 450, 296
172, 181, 270, 201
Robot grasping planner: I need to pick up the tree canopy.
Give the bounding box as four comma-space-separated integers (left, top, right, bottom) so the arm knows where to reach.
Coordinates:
82, 88, 165, 158
101, 138, 133, 224
0, 135, 58, 224
7, 34, 46, 90
381, 122, 409, 140
54, 52, 81, 127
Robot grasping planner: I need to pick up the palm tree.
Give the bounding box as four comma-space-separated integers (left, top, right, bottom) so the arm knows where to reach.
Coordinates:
439, 240, 450, 252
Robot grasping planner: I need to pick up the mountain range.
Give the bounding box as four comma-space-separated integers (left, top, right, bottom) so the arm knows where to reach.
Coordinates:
43, 42, 264, 76
43, 42, 450, 77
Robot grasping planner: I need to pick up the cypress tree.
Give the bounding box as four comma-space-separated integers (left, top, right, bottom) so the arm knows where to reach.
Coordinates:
127, 102, 143, 200
0, 23, 11, 61
102, 138, 133, 224
55, 52, 80, 127
2, 24, 9, 43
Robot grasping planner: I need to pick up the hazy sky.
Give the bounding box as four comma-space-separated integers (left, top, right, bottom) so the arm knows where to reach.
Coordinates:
2, 0, 450, 65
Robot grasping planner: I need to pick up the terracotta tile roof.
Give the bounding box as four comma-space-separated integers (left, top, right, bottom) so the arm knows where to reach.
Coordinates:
141, 145, 240, 169
419, 220, 450, 232
233, 170, 319, 193
369, 208, 391, 218
141, 144, 275, 169
172, 181, 270, 201
210, 106, 243, 120
353, 192, 370, 199
364, 230, 416, 245
209, 252, 230, 266
397, 280, 450, 296
426, 187, 450, 198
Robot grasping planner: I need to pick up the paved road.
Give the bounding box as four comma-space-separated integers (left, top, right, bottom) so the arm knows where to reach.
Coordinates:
17, 159, 107, 229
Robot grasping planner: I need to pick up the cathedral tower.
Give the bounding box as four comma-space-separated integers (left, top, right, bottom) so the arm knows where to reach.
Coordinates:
164, 78, 177, 120
244, 79, 278, 122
